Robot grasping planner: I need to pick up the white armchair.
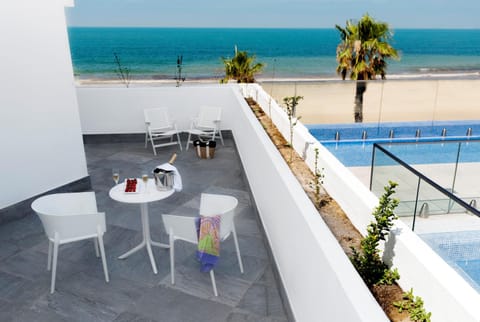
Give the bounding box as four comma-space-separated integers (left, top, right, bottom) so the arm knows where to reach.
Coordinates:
31, 192, 109, 293
161, 193, 243, 296
186, 106, 224, 150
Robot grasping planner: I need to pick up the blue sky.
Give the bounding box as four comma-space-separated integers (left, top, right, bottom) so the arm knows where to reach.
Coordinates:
66, 0, 480, 29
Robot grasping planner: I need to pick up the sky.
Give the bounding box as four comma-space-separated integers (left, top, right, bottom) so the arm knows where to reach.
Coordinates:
66, 0, 480, 29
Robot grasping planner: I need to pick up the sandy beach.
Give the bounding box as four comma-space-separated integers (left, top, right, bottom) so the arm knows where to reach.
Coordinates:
259, 78, 480, 124
76, 77, 480, 124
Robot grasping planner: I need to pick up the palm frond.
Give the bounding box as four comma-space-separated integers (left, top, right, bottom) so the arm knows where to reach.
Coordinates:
335, 13, 399, 80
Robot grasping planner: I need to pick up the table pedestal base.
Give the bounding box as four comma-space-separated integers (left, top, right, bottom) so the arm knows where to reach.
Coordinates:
118, 203, 169, 274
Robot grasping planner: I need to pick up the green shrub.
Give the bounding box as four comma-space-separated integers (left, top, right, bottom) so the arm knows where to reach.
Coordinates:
350, 181, 399, 286
393, 288, 432, 322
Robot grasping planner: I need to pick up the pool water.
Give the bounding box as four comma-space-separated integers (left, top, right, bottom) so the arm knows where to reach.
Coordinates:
308, 120, 480, 142
309, 121, 480, 167
457, 259, 480, 291
421, 231, 480, 293
322, 137, 480, 167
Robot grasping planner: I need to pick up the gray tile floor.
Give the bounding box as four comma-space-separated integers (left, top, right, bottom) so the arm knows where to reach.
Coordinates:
0, 138, 290, 322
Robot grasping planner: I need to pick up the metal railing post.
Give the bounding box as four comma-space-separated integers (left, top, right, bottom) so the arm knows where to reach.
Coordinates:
412, 177, 422, 232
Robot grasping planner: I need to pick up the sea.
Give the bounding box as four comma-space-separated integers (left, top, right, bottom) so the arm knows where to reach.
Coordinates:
67, 27, 480, 81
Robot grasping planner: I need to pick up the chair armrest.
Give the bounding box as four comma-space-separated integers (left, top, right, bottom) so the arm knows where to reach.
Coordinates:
162, 215, 198, 243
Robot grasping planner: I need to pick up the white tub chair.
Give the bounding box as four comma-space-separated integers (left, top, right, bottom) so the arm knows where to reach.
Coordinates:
31, 192, 109, 293
161, 193, 243, 296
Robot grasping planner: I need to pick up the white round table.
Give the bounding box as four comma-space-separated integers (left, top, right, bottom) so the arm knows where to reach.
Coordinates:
109, 178, 174, 274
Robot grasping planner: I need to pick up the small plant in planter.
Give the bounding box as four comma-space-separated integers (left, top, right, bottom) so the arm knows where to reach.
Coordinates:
312, 148, 325, 205
282, 95, 303, 163
350, 181, 400, 287
393, 288, 432, 322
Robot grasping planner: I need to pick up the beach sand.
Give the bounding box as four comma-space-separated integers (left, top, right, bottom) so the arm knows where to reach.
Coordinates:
76, 77, 480, 124
259, 79, 480, 124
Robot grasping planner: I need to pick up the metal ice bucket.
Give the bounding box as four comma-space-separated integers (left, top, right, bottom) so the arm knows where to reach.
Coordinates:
153, 168, 174, 191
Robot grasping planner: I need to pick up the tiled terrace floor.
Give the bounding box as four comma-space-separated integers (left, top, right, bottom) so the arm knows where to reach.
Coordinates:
0, 137, 290, 322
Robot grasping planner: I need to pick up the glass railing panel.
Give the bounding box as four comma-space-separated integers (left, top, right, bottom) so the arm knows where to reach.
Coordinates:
433, 80, 480, 123
382, 141, 458, 189
380, 141, 480, 201
259, 79, 480, 126
371, 145, 422, 217
412, 181, 480, 236
410, 177, 465, 232
372, 142, 480, 232
259, 80, 386, 124
376, 80, 438, 123
451, 141, 480, 207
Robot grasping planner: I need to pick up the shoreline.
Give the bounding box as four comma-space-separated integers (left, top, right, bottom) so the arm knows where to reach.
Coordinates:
74, 69, 480, 85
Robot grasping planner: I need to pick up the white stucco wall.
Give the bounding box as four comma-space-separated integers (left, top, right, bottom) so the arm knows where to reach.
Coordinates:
76, 85, 388, 322
76, 85, 241, 134
0, 0, 88, 208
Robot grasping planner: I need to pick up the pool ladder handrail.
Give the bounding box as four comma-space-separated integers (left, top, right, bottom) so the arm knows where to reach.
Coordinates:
470, 199, 477, 208
466, 127, 473, 137
467, 199, 477, 215
441, 128, 447, 137
415, 129, 421, 138
418, 202, 429, 218
335, 131, 340, 141
388, 129, 394, 139
361, 130, 367, 140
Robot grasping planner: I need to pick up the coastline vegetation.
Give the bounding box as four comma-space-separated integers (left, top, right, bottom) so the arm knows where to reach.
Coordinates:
335, 14, 399, 122
221, 46, 264, 83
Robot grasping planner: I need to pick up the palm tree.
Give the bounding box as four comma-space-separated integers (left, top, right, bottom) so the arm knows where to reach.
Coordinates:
222, 46, 264, 83
336, 14, 399, 122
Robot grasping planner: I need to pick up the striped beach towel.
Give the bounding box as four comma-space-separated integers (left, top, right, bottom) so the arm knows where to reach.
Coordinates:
195, 215, 221, 272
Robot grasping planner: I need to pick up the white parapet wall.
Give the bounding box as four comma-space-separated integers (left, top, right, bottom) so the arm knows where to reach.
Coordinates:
77, 84, 388, 322
242, 83, 480, 322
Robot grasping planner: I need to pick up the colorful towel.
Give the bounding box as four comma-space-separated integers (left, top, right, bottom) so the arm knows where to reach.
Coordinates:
195, 215, 221, 272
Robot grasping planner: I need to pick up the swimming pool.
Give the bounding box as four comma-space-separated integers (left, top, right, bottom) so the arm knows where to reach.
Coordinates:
309, 121, 480, 293
421, 231, 480, 293
308, 121, 480, 166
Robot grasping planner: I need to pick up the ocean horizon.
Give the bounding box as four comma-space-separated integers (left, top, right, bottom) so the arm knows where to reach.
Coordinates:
67, 27, 480, 81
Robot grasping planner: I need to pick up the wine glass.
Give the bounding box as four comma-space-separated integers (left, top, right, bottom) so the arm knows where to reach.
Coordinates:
141, 172, 149, 193
112, 168, 120, 185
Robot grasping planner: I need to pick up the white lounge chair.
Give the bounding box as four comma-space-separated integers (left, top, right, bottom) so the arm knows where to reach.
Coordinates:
185, 106, 224, 150
144, 107, 182, 155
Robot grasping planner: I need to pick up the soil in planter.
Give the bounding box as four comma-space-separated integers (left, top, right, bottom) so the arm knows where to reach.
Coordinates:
245, 97, 411, 321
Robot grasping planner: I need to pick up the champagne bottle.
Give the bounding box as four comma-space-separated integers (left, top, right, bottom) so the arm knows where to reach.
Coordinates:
168, 152, 177, 165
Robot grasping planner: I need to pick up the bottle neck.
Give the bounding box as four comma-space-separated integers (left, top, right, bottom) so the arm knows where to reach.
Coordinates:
168, 153, 177, 165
